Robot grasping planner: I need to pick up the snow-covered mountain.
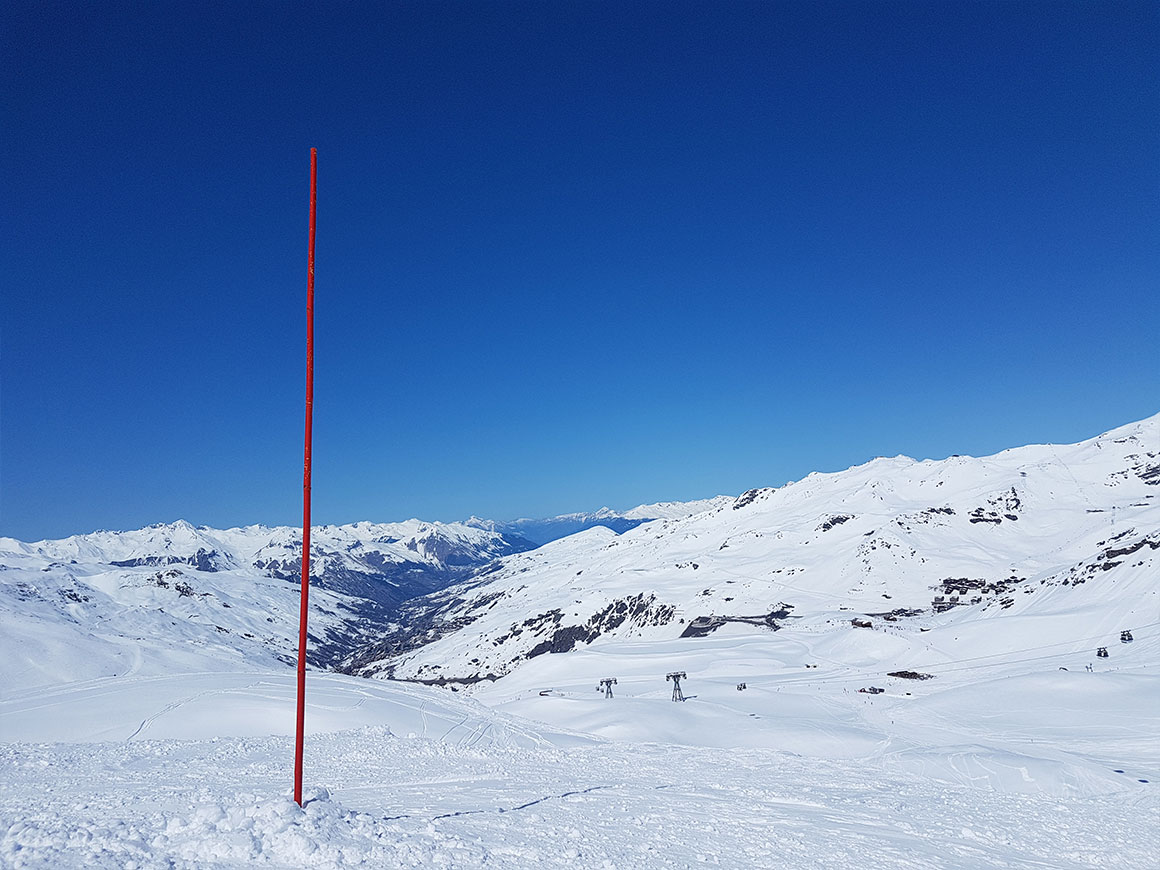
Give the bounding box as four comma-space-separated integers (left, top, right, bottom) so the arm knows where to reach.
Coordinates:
2, 518, 535, 601
345, 414, 1159, 687
0, 498, 740, 693
0, 519, 535, 688
3, 416, 1158, 868
464, 497, 734, 546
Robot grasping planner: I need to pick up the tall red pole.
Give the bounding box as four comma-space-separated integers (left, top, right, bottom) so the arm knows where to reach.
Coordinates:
294, 148, 317, 807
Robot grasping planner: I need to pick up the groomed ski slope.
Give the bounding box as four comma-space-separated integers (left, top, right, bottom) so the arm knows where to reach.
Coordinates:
2, 661, 1157, 869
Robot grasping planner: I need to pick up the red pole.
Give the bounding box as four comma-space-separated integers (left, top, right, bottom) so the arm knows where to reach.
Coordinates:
294, 148, 317, 807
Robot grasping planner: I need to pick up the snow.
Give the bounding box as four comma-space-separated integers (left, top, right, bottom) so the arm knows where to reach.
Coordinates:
3, 671, 1157, 869
368, 413, 1159, 686
619, 497, 736, 520
2, 414, 1158, 867
2, 517, 525, 582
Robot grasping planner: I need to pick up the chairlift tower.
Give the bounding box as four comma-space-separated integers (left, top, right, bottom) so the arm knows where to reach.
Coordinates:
599, 677, 617, 699
667, 671, 687, 702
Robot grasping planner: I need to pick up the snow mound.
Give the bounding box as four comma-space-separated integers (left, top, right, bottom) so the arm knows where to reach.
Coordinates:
2, 786, 489, 869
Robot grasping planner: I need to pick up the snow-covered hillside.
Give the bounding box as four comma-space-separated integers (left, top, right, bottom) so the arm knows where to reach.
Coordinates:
0, 519, 534, 689
0, 499, 739, 696
347, 414, 1159, 689
2, 415, 1158, 868
1, 518, 533, 599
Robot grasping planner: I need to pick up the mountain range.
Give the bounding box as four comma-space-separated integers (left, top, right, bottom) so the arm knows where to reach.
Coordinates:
3, 413, 1158, 868
343, 413, 1158, 689
2, 415, 1155, 699
464, 497, 734, 545
0, 501, 730, 687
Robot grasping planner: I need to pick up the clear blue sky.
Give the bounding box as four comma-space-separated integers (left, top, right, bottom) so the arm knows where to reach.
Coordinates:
3, 1, 1157, 541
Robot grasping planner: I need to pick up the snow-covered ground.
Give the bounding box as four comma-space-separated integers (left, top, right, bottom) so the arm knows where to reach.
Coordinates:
2, 415, 1157, 867
3, 669, 1157, 869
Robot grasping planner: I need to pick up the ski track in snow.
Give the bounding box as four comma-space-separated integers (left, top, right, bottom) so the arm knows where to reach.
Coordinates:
3, 727, 1158, 870
1, 668, 1158, 869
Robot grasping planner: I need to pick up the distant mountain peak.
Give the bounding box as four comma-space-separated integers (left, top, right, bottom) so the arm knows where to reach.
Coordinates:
472, 496, 737, 547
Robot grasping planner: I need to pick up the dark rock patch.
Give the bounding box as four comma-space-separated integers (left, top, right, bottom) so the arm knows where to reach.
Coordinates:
818, 515, 853, 532
681, 603, 795, 638
525, 594, 677, 659
733, 489, 763, 510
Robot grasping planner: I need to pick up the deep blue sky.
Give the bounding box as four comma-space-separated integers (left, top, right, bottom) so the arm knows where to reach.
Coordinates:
3, 1, 1157, 541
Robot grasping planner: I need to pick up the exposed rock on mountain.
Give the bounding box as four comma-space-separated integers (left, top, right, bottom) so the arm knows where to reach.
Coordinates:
344, 414, 1159, 686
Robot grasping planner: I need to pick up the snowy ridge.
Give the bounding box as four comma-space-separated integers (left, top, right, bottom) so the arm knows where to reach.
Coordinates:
620, 496, 735, 519
349, 414, 1159, 688
2, 517, 532, 579
0, 500, 738, 696
0, 519, 536, 691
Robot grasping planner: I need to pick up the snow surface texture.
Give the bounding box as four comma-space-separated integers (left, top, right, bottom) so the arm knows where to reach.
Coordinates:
3, 674, 1157, 869
2, 415, 1158, 867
